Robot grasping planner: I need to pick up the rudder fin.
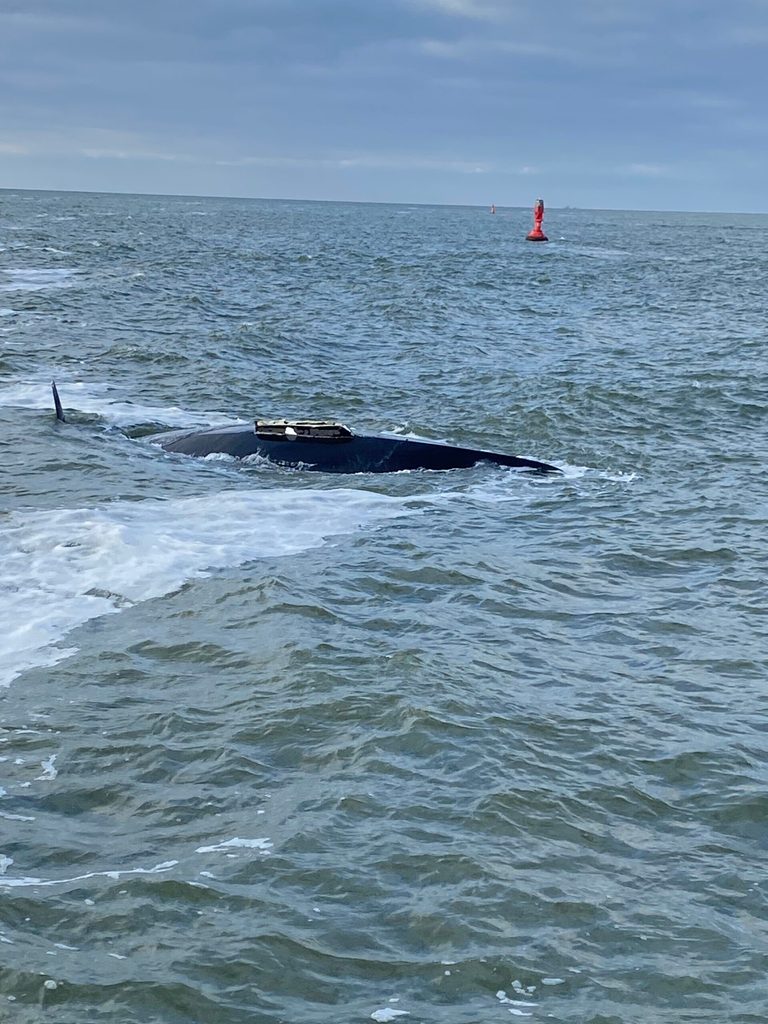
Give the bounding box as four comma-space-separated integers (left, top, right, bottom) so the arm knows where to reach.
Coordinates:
51, 380, 66, 422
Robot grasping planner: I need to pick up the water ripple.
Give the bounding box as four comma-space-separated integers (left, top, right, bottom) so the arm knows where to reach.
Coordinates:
1, 193, 767, 1022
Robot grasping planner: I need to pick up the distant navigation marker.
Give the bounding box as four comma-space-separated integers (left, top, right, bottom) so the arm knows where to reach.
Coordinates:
526, 198, 548, 242
490, 203, 496, 214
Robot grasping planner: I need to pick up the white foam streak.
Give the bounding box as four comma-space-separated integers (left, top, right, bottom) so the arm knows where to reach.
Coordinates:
0, 380, 241, 429
0, 488, 406, 687
35, 755, 58, 781
0, 268, 77, 292
0, 860, 178, 889
195, 837, 272, 854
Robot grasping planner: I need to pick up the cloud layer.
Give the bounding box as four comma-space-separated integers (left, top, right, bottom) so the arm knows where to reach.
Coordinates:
1, 0, 766, 209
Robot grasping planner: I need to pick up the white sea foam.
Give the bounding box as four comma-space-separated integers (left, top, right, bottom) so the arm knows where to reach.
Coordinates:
0, 860, 178, 889
599, 470, 637, 483
0, 308, 15, 317
497, 991, 538, 1008
543, 463, 636, 482
0, 488, 407, 687
0, 379, 241, 429
371, 1010, 409, 1022
0, 268, 77, 292
195, 837, 272, 855
35, 755, 58, 781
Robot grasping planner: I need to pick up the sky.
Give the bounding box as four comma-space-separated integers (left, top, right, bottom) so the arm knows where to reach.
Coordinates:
1, 0, 767, 211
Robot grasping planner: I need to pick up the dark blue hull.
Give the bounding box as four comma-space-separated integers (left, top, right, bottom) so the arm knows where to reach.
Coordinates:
150, 424, 560, 475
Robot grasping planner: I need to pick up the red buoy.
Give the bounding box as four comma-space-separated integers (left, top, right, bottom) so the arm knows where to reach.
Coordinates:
526, 198, 548, 242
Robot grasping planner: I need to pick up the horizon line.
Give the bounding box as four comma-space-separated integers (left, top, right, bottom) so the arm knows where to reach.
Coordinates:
0, 184, 763, 218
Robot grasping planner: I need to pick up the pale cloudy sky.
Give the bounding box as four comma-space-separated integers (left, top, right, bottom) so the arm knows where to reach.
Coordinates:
1, 0, 766, 211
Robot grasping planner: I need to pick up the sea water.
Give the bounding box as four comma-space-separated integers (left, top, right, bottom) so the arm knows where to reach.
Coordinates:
0, 190, 766, 1023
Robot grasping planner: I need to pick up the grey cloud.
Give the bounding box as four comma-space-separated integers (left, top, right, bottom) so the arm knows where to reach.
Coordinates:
1, 0, 767, 210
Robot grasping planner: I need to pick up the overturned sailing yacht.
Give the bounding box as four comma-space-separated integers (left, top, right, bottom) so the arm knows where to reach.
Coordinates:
51, 383, 560, 475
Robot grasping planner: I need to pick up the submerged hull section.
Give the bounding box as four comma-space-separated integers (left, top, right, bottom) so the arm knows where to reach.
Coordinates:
150, 424, 560, 474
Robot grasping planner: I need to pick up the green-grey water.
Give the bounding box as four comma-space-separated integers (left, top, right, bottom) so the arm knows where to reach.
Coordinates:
1, 191, 766, 1023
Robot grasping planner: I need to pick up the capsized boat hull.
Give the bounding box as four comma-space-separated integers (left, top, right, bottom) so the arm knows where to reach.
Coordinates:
149, 424, 560, 475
